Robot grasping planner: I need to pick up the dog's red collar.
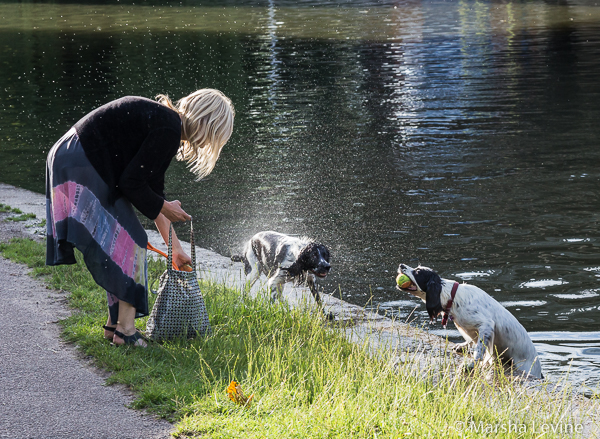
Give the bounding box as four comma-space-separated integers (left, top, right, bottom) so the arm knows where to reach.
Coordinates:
441, 282, 459, 329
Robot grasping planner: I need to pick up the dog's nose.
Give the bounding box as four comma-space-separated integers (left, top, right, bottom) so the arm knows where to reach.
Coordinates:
399, 264, 408, 271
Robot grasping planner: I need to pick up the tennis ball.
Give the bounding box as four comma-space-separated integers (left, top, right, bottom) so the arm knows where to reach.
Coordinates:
396, 274, 412, 289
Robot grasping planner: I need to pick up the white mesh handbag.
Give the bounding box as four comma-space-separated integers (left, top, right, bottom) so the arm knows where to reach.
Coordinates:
145, 220, 211, 341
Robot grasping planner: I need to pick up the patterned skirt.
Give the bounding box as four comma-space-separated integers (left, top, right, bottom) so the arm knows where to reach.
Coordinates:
46, 128, 149, 318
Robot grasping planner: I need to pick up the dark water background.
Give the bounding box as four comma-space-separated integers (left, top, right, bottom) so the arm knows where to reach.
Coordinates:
1, 0, 599, 389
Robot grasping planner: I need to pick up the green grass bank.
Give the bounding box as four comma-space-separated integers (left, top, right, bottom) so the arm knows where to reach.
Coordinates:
0, 236, 591, 438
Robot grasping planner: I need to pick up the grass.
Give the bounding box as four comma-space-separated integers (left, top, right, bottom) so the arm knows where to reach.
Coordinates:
0, 203, 20, 213
0, 237, 589, 438
0, 203, 37, 221
5, 212, 37, 222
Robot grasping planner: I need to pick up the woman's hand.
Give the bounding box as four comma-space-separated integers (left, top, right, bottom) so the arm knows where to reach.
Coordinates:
173, 248, 192, 271
154, 212, 193, 270
160, 200, 191, 223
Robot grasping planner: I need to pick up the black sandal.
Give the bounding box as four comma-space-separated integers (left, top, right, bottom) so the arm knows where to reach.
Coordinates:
112, 329, 149, 347
103, 325, 116, 340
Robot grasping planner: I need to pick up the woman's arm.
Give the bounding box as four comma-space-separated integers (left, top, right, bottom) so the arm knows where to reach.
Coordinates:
154, 211, 192, 269
119, 127, 182, 220
160, 199, 192, 223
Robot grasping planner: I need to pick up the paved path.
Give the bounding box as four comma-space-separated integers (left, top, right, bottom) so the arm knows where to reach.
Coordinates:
0, 213, 174, 438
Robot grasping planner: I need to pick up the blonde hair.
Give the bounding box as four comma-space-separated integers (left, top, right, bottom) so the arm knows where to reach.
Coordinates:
157, 89, 235, 180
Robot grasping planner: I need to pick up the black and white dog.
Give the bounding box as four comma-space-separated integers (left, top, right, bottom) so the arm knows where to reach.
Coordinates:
232, 231, 332, 308
396, 264, 543, 379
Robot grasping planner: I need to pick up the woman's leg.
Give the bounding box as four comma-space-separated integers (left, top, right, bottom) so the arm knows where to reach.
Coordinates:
104, 292, 119, 340
113, 300, 147, 347
103, 316, 116, 340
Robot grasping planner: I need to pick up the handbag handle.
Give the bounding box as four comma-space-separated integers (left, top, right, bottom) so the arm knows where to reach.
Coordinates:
167, 218, 196, 272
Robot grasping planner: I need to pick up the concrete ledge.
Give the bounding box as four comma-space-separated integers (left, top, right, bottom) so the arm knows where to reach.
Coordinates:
0, 182, 452, 364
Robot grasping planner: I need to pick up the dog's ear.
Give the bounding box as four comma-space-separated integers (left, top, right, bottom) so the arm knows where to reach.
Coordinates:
297, 243, 316, 266
284, 244, 314, 277
284, 261, 302, 277
424, 272, 443, 321
318, 244, 331, 263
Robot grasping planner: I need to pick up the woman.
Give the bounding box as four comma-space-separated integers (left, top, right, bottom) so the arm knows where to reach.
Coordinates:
46, 89, 235, 347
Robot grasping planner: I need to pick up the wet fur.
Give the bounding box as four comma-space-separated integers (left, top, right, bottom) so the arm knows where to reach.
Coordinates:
232, 231, 331, 307
397, 264, 543, 379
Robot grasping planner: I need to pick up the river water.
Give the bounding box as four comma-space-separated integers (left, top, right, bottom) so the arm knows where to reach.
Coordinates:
1, 0, 599, 390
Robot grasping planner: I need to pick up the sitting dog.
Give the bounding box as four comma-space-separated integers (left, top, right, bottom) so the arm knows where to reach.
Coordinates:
232, 231, 332, 309
396, 263, 543, 379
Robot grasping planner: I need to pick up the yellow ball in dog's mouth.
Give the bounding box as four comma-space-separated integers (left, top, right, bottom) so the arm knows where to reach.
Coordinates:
396, 274, 412, 289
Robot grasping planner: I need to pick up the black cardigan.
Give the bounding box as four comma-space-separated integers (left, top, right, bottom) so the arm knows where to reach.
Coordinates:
74, 96, 181, 220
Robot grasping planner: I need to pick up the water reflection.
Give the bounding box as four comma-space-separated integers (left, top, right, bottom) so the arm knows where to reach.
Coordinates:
531, 332, 600, 392
1, 0, 599, 389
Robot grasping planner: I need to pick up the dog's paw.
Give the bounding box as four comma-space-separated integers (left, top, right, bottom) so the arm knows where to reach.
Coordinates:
452, 342, 471, 355
323, 311, 335, 321
461, 361, 477, 375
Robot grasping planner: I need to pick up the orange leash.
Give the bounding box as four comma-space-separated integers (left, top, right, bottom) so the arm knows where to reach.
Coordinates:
146, 242, 193, 272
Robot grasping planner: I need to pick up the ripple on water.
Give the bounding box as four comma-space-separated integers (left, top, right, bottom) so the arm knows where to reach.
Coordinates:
529, 332, 600, 342
500, 300, 547, 308
582, 347, 600, 356
518, 279, 568, 289
379, 300, 421, 309
530, 333, 600, 388
551, 289, 599, 300
455, 270, 494, 280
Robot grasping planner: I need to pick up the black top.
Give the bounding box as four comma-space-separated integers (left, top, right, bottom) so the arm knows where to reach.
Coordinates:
74, 96, 181, 220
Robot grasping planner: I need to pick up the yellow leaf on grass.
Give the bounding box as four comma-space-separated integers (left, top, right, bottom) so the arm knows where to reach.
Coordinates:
226, 381, 254, 407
